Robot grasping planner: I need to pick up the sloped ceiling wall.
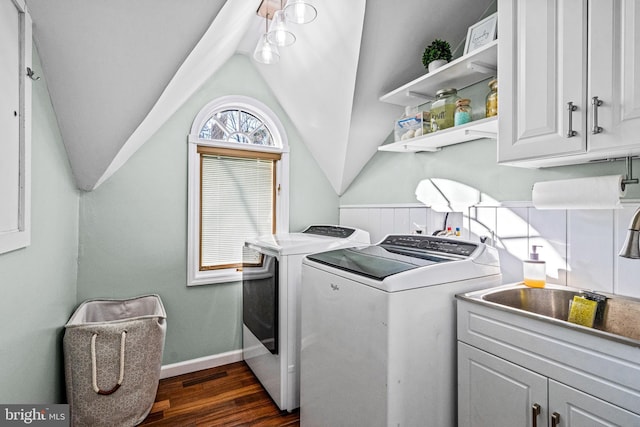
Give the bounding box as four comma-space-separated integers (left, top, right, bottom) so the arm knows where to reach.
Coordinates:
27, 0, 494, 194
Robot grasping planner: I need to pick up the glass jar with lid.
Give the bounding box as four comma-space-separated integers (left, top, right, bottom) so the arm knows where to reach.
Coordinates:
485, 79, 498, 117
430, 88, 459, 131
454, 98, 472, 126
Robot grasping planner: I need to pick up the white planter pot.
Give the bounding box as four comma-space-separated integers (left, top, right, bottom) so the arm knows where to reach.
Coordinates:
428, 59, 448, 73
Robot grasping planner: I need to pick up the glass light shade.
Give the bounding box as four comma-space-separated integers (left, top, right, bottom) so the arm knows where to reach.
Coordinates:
253, 34, 280, 65
284, 0, 317, 24
266, 10, 296, 47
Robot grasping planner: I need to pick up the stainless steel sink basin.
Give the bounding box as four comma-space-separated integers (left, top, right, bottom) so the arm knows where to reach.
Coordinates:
459, 284, 640, 345
482, 286, 580, 320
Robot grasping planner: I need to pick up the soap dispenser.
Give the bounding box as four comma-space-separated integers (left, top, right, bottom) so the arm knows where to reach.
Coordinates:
523, 245, 546, 288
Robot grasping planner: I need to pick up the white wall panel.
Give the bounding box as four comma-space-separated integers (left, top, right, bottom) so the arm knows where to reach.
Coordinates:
379, 208, 396, 242
409, 207, 428, 236
366, 208, 383, 242
393, 208, 411, 236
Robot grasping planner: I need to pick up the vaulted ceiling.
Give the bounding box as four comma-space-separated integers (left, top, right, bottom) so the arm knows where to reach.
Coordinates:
26, 0, 494, 194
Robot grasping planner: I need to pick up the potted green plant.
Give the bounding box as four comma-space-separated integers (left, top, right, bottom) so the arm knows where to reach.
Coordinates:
422, 39, 452, 72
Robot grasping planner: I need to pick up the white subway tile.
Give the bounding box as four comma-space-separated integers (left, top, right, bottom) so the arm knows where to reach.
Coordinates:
567, 210, 614, 293
496, 207, 529, 284
528, 208, 567, 285
468, 207, 497, 245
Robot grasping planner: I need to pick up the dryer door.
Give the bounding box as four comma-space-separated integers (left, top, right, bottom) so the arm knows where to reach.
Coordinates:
242, 247, 279, 354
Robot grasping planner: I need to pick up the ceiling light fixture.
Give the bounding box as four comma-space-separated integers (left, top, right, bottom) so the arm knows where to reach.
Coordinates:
253, 10, 280, 65
284, 0, 317, 24
253, 0, 317, 65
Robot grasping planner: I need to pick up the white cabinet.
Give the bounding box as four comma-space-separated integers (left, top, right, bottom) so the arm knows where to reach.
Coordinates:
457, 298, 640, 427
0, 0, 32, 254
458, 343, 547, 427
459, 343, 640, 427
497, 0, 640, 166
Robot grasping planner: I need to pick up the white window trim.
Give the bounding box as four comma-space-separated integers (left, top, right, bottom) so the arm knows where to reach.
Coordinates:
187, 95, 289, 286
0, 0, 31, 255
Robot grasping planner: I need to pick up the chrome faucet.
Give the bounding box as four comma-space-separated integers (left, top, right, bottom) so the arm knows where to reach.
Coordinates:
619, 207, 640, 258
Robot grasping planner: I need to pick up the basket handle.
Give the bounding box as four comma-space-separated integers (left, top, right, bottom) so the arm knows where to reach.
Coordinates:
91, 331, 127, 395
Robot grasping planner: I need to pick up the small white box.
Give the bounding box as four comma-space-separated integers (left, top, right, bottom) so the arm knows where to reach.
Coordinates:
394, 112, 430, 141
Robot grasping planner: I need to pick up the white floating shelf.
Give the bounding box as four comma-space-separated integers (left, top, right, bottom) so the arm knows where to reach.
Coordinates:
379, 40, 498, 107
378, 116, 498, 153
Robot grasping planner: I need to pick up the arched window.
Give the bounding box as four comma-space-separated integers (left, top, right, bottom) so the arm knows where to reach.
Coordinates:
187, 96, 289, 286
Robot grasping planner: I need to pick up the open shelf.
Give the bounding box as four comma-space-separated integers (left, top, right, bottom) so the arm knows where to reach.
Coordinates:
379, 40, 498, 107
378, 116, 497, 153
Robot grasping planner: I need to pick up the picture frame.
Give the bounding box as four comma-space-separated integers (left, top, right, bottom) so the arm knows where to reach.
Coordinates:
463, 13, 497, 55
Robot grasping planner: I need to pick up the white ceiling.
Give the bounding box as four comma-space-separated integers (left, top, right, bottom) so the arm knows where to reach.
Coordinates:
26, 0, 494, 194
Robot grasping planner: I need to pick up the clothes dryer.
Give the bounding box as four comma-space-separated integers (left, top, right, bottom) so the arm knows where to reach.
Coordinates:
242, 225, 369, 411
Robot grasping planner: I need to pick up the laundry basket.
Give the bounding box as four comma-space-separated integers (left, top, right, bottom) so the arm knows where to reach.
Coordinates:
63, 294, 166, 427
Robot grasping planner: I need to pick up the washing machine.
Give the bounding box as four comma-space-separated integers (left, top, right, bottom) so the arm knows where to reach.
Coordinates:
300, 234, 502, 427
242, 225, 370, 412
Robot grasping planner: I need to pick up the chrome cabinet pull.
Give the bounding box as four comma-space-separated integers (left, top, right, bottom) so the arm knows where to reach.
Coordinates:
551, 412, 561, 427
567, 102, 578, 137
531, 403, 541, 427
592, 96, 603, 134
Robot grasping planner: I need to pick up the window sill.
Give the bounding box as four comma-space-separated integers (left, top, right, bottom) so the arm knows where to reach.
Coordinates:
187, 270, 242, 287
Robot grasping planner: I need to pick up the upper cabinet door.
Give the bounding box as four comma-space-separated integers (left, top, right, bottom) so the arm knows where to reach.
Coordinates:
0, 0, 21, 234
588, 0, 640, 153
497, 0, 587, 163
499, 0, 640, 166
0, 0, 31, 255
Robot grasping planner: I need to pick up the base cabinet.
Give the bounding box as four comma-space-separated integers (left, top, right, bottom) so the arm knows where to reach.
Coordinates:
459, 343, 640, 427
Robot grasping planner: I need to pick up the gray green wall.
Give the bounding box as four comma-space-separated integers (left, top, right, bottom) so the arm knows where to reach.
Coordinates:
341, 81, 640, 205
76, 54, 339, 365
0, 48, 79, 403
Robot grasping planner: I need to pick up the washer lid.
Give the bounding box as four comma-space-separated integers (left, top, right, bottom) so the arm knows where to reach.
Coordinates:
305, 235, 480, 281
306, 244, 454, 281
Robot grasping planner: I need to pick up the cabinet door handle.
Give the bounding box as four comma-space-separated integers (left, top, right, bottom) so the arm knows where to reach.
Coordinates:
592, 96, 603, 134
531, 403, 541, 427
567, 102, 578, 137
551, 412, 561, 427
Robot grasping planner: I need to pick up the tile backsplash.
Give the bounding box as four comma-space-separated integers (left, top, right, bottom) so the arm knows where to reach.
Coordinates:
340, 202, 640, 299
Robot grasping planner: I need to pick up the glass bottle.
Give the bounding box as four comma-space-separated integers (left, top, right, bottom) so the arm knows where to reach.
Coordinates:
430, 88, 459, 131
486, 79, 498, 117
454, 98, 472, 126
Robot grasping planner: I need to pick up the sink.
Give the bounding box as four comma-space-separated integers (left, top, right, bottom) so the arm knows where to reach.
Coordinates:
459, 284, 640, 345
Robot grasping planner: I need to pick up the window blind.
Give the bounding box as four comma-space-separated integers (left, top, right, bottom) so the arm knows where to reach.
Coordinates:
200, 154, 275, 270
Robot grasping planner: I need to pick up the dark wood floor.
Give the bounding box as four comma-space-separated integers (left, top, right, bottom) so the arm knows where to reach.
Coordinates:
140, 361, 300, 426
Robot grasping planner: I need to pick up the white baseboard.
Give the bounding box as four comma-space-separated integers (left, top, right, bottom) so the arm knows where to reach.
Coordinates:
159, 349, 243, 379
